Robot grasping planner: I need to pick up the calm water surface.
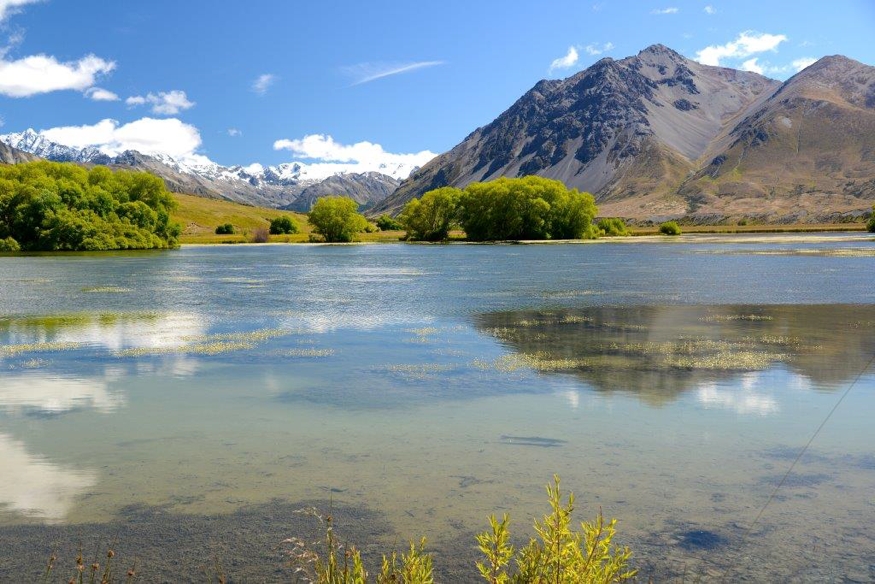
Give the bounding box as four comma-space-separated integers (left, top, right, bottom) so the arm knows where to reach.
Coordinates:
1, 234, 874, 581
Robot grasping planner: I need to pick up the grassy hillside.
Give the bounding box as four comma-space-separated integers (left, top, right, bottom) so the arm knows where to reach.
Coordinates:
171, 193, 308, 243
171, 193, 404, 244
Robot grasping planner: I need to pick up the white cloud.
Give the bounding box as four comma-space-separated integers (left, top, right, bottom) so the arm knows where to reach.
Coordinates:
273, 133, 436, 178
343, 61, 445, 85
0, 0, 41, 23
227, 127, 242, 137
651, 7, 679, 14
791, 57, 817, 72
704, 5, 716, 14
548, 46, 579, 73
252, 73, 276, 95
0, 115, 4, 128
84, 86, 119, 101
40, 117, 203, 161
696, 31, 788, 67
0, 53, 115, 97
584, 42, 614, 56
126, 90, 195, 115
740, 57, 764, 75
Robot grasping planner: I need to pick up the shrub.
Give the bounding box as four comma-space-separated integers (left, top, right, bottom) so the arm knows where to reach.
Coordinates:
308, 196, 369, 242
251, 227, 270, 243
867, 206, 875, 232
215, 223, 235, 235
477, 476, 636, 583
286, 476, 634, 583
0, 236, 20, 251
659, 221, 681, 236
597, 217, 629, 237
269, 216, 298, 235
375, 214, 403, 231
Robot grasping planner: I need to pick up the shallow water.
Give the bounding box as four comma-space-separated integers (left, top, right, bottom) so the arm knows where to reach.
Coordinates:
1, 234, 874, 581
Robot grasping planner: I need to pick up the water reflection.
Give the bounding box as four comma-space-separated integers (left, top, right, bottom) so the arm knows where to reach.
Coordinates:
0, 370, 125, 415
0, 433, 96, 523
474, 305, 875, 406
0, 312, 207, 354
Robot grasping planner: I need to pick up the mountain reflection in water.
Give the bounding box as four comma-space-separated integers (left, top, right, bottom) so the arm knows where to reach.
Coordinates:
474, 305, 875, 406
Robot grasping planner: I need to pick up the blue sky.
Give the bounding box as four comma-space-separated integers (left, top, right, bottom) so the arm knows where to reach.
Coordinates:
0, 0, 873, 170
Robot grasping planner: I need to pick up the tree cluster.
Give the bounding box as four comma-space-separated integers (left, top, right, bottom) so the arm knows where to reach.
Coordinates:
0, 161, 181, 251
308, 196, 369, 242
398, 177, 600, 241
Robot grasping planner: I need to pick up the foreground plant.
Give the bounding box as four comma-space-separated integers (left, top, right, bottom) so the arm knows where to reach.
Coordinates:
476, 476, 636, 584
288, 476, 633, 584
285, 511, 433, 584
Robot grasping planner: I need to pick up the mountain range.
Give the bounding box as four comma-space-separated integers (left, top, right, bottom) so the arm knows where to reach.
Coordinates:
3, 45, 874, 224
0, 129, 407, 211
376, 45, 875, 224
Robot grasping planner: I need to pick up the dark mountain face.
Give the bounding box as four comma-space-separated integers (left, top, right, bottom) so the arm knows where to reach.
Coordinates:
376, 45, 875, 223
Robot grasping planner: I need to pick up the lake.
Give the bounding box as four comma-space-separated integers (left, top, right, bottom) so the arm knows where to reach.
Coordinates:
1, 234, 874, 582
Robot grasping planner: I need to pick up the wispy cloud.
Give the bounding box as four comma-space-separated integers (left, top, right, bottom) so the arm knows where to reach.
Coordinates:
343, 61, 445, 86
126, 90, 194, 115
791, 57, 817, 72
696, 31, 788, 67
252, 73, 276, 95
0, 0, 41, 23
84, 87, 119, 102
584, 42, 614, 56
704, 5, 716, 14
548, 46, 579, 73
227, 128, 242, 137
651, 7, 679, 14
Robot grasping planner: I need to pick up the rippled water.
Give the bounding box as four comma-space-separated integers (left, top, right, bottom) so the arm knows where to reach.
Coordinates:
1, 234, 874, 581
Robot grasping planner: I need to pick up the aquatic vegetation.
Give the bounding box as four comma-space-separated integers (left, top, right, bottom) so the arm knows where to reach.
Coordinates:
0, 341, 81, 357
383, 363, 456, 381
115, 328, 291, 357
81, 286, 133, 293
181, 328, 289, 344
279, 348, 335, 358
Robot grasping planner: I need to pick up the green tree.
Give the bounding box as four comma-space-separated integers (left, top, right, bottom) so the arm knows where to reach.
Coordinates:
308, 196, 369, 242
269, 216, 299, 235
215, 223, 235, 235
0, 160, 180, 251
867, 205, 875, 232
398, 186, 462, 241
458, 176, 597, 241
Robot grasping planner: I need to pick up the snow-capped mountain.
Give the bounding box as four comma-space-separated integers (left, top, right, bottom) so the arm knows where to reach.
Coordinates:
0, 129, 413, 210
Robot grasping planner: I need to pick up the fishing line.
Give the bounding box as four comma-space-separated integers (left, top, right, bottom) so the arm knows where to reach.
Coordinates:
719, 350, 875, 582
